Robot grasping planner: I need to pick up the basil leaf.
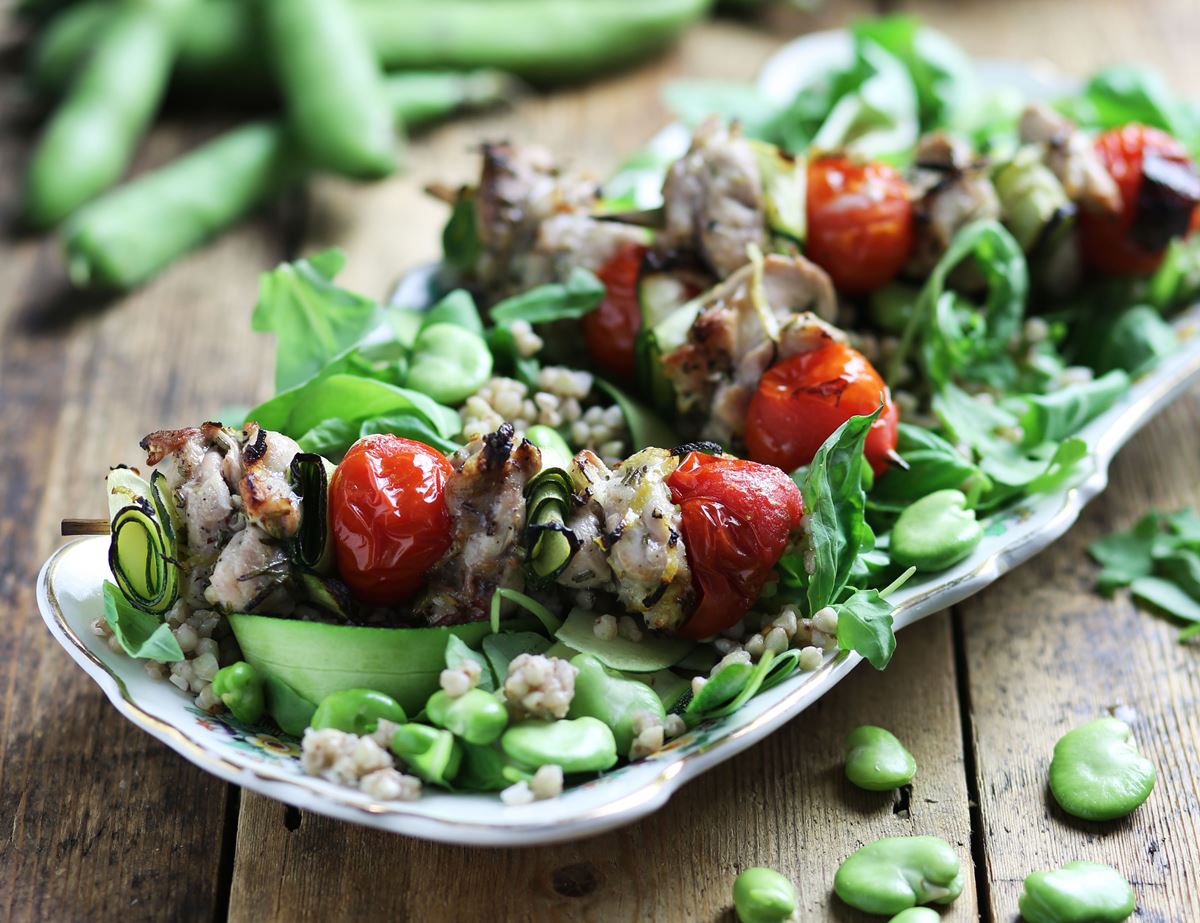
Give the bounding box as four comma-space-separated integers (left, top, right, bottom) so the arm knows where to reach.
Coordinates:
801, 409, 880, 613
102, 582, 184, 662
489, 267, 605, 324
835, 587, 896, 670
252, 248, 383, 392
871, 423, 990, 509
420, 289, 484, 336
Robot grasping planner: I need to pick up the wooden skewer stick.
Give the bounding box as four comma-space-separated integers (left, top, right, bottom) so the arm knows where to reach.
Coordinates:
61, 519, 111, 536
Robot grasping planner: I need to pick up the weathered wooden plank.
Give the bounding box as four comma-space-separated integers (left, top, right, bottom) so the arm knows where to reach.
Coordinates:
897, 0, 1200, 918
228, 9, 976, 921
229, 615, 975, 922
0, 98, 286, 920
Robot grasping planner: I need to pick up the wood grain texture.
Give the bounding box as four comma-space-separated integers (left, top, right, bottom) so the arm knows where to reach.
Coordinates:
228, 616, 974, 923
896, 1, 1200, 919
0, 99, 285, 919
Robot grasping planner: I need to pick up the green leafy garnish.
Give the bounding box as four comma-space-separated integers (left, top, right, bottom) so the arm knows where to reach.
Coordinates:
102, 582, 184, 662
489, 267, 605, 324
835, 588, 896, 670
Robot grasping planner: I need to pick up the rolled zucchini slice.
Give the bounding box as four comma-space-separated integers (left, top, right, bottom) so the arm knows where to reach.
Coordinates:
106, 467, 179, 614
288, 452, 336, 574
750, 140, 806, 245
523, 466, 578, 583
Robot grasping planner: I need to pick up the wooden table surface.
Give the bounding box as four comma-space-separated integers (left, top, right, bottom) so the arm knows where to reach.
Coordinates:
3, 1, 1200, 920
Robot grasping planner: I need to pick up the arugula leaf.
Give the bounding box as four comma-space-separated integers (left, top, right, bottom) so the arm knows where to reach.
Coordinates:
489, 268, 605, 324
894, 220, 1027, 387
1147, 237, 1200, 311
870, 423, 990, 510
102, 582, 184, 662
835, 588, 896, 670
1019, 369, 1130, 445
1074, 305, 1178, 378
1060, 66, 1200, 158
801, 409, 880, 614
1088, 512, 1159, 590
252, 248, 382, 393
852, 15, 975, 132
1131, 576, 1200, 622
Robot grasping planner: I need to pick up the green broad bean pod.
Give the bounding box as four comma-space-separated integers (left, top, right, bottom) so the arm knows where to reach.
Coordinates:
261, 0, 396, 179
425, 689, 509, 746
211, 662, 265, 725
34, 0, 712, 93
310, 688, 407, 735
64, 71, 515, 291
566, 653, 666, 755
24, 0, 185, 229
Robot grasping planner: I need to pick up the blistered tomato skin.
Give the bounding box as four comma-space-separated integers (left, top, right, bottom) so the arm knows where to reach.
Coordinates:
329, 434, 454, 605
806, 156, 914, 295
667, 453, 805, 640
582, 242, 648, 380
745, 341, 899, 477
1080, 123, 1200, 275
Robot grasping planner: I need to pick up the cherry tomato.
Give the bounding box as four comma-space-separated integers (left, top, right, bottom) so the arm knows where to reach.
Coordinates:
806, 156, 913, 295
667, 452, 805, 640
329, 434, 454, 605
582, 242, 648, 380
1079, 124, 1200, 275
745, 341, 899, 477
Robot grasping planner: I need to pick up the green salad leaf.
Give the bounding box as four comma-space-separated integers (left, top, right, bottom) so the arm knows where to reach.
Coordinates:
102, 582, 184, 662
835, 587, 896, 670
870, 423, 991, 512
1059, 65, 1200, 158
489, 267, 605, 324
252, 248, 383, 392
797, 409, 880, 615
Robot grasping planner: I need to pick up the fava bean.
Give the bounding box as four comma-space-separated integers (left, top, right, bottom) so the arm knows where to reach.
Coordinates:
426, 688, 508, 745
1019, 861, 1135, 923
1049, 718, 1155, 821
262, 0, 396, 178
732, 867, 797, 923
211, 661, 264, 725
887, 909, 941, 923
567, 653, 665, 755
890, 489, 983, 572
834, 836, 964, 915
405, 323, 494, 405
844, 725, 917, 791
501, 717, 617, 774
391, 723, 462, 786
310, 688, 407, 736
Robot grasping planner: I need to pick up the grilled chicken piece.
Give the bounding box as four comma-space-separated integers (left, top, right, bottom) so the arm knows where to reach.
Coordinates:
206, 525, 293, 614
141, 421, 301, 611
1019, 104, 1121, 214
660, 254, 841, 446
660, 116, 768, 279
558, 449, 693, 631
416, 424, 542, 626
907, 132, 1002, 275
473, 142, 644, 299
238, 424, 302, 540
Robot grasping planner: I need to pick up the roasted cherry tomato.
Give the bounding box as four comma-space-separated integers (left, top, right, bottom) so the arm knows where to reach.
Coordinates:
667, 452, 805, 640
1080, 123, 1200, 275
582, 242, 648, 380
329, 434, 454, 605
745, 341, 899, 477
806, 156, 913, 294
